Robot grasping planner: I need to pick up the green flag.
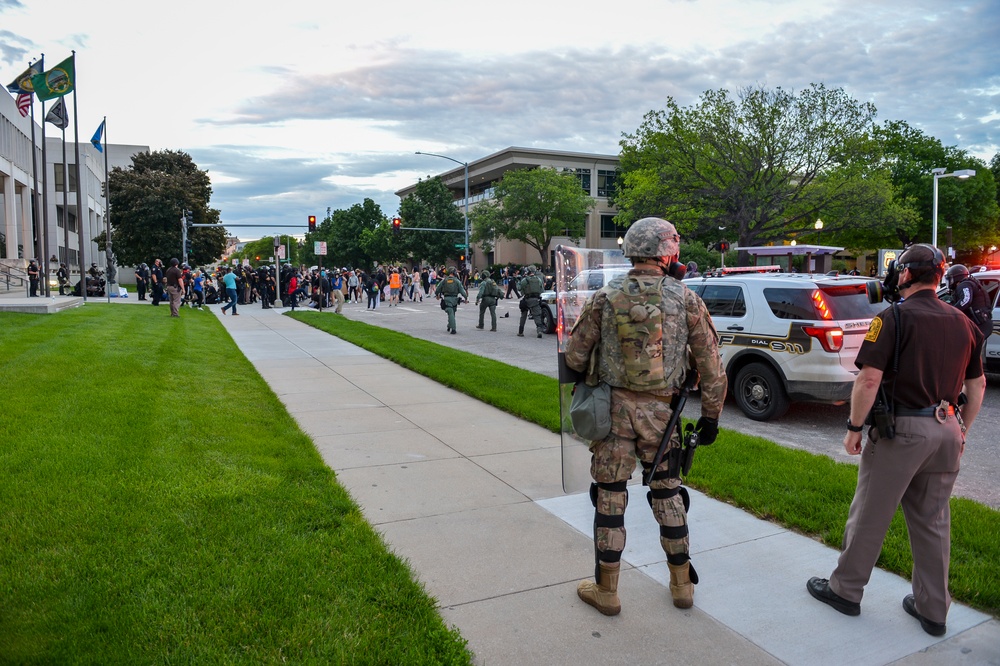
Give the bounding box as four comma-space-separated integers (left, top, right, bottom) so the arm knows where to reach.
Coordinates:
30, 55, 75, 101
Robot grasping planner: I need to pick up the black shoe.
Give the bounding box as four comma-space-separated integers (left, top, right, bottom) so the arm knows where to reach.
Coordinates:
537, 332, 543, 338
517, 332, 524, 337
903, 595, 946, 636
450, 330, 456, 335
476, 325, 484, 329
806, 578, 860, 616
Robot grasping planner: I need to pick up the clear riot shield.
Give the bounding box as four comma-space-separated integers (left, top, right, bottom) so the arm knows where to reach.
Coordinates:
556, 245, 631, 493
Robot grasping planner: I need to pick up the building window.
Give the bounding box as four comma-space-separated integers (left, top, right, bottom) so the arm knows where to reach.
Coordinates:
600, 214, 620, 239
597, 170, 617, 198
564, 167, 591, 194
53, 164, 78, 192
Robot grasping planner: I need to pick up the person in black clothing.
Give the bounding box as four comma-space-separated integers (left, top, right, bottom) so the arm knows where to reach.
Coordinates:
150, 259, 164, 305
56, 262, 70, 295
134, 263, 148, 300
504, 266, 521, 299
27, 259, 39, 296
945, 264, 993, 341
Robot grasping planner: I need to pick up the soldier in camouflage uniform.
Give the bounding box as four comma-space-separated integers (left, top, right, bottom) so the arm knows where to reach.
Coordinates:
435, 266, 468, 334
565, 217, 726, 615
518, 266, 546, 338
475, 270, 501, 331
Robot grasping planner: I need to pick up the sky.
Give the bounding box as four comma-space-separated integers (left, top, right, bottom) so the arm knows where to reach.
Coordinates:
2, 0, 998, 241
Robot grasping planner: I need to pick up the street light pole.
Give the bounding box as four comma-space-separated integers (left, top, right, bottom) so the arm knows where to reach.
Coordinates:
415, 151, 470, 268
931, 168, 976, 248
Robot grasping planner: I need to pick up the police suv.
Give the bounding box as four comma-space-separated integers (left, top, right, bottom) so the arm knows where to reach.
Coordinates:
683, 267, 884, 421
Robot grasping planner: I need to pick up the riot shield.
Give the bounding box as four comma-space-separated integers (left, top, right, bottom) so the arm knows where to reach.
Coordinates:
555, 245, 631, 493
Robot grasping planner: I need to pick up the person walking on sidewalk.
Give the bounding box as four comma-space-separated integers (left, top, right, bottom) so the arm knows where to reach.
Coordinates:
517, 267, 546, 338
564, 217, 726, 616
435, 266, 467, 334
807, 243, 985, 636
220, 267, 239, 316
475, 270, 500, 331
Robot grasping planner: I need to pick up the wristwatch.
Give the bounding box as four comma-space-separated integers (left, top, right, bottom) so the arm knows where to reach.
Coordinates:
846, 420, 863, 433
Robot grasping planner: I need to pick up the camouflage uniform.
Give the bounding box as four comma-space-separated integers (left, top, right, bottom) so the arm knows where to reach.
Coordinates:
565, 217, 726, 614
475, 272, 501, 331
518, 268, 546, 337
435, 269, 468, 334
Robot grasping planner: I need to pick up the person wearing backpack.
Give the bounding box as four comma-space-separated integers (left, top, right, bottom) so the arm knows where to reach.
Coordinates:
475, 270, 501, 331
435, 266, 467, 334
564, 217, 726, 616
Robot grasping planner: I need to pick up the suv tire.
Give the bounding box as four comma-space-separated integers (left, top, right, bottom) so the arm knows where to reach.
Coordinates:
734, 362, 790, 422
541, 305, 555, 334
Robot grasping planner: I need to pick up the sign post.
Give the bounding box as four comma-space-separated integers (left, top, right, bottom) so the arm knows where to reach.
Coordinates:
315, 241, 327, 312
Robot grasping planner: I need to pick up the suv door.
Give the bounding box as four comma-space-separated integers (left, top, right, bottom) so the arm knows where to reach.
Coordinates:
688, 282, 752, 365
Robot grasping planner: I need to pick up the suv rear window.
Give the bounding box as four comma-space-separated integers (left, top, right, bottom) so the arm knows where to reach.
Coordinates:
764, 285, 880, 321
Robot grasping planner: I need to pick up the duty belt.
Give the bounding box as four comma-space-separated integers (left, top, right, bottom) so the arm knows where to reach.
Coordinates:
895, 401, 955, 424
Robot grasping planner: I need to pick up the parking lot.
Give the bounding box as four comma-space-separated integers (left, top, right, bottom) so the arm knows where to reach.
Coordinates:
331, 295, 1000, 510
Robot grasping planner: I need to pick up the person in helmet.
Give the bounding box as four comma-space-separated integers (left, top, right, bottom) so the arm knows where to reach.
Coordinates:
564, 217, 726, 615
435, 266, 467, 334
945, 264, 992, 341
475, 270, 501, 332
134, 263, 149, 300
517, 266, 546, 337
56, 262, 70, 296
27, 259, 40, 297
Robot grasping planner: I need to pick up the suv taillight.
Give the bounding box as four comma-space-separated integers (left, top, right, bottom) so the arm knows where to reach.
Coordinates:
802, 325, 844, 353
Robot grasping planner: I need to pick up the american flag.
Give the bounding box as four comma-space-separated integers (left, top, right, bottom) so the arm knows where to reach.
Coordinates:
16, 93, 31, 117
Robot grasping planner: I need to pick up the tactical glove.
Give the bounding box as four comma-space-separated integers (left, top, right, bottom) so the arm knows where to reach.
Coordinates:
695, 416, 719, 446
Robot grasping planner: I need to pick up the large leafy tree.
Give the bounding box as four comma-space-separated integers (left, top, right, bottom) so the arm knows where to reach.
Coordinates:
469, 167, 592, 269
301, 198, 393, 269
397, 178, 467, 267
615, 84, 893, 254
867, 121, 999, 249
106, 150, 226, 267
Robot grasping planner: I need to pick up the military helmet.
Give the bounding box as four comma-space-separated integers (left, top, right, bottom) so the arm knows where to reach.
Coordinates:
479, 270, 491, 280
945, 263, 970, 290
446, 266, 456, 275
622, 217, 680, 259
527, 266, 537, 275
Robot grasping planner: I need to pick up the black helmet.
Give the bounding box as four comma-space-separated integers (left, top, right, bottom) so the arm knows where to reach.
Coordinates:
945, 264, 969, 290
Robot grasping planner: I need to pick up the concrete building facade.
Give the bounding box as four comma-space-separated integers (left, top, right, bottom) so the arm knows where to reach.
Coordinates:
398, 146, 622, 269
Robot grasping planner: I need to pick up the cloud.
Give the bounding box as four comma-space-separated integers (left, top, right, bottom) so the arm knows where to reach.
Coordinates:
0, 30, 32, 67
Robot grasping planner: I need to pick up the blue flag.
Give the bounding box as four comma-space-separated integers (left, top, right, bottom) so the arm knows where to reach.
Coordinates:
91, 120, 105, 153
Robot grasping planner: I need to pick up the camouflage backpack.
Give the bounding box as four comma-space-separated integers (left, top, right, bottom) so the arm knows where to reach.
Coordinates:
607, 277, 668, 391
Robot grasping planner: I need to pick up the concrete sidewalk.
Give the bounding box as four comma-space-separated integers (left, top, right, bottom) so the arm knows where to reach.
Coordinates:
214, 305, 998, 665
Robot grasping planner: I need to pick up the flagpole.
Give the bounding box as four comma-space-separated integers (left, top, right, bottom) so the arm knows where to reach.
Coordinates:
40, 99, 51, 297
61, 122, 69, 286
28, 64, 41, 275
103, 117, 111, 304
70, 51, 87, 302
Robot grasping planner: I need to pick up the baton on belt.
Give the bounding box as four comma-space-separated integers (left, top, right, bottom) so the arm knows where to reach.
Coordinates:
643, 371, 699, 486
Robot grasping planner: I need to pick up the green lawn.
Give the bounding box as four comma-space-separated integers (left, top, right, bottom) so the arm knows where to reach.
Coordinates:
0, 307, 470, 664
290, 311, 1000, 618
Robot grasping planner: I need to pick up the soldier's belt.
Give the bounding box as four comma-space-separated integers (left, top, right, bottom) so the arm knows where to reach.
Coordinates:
895, 402, 955, 423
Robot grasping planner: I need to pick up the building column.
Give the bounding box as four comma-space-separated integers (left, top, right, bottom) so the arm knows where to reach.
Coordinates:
2, 172, 15, 259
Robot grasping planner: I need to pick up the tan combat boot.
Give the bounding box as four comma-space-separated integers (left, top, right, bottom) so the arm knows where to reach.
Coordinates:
577, 562, 621, 616
668, 562, 694, 609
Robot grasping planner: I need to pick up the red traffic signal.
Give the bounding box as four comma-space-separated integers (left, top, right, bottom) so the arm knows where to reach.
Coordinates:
308, 215, 317, 232
392, 216, 401, 235
717, 240, 731, 253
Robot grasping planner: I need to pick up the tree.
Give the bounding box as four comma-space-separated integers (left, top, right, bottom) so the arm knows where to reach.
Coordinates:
615, 84, 893, 256
397, 178, 467, 267
301, 199, 388, 269
870, 121, 999, 249
470, 167, 592, 269
105, 150, 226, 267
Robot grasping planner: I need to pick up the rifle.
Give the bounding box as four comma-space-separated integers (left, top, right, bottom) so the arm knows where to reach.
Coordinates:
643, 371, 700, 486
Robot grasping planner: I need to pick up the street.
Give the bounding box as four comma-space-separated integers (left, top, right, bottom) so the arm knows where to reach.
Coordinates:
327, 293, 1000, 510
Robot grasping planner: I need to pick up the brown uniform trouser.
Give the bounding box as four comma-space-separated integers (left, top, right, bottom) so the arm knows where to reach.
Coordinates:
590, 387, 687, 565
829, 415, 962, 624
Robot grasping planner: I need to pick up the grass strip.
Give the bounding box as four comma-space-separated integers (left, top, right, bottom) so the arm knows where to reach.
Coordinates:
0, 307, 471, 665
290, 311, 1000, 617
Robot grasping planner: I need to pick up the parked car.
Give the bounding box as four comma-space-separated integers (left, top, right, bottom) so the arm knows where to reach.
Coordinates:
684, 268, 884, 421
540, 265, 632, 334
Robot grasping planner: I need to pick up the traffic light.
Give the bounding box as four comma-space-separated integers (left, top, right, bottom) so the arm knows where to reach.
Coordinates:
392, 216, 401, 235
100, 182, 107, 197
308, 215, 317, 232
184, 210, 194, 230
716, 240, 731, 253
